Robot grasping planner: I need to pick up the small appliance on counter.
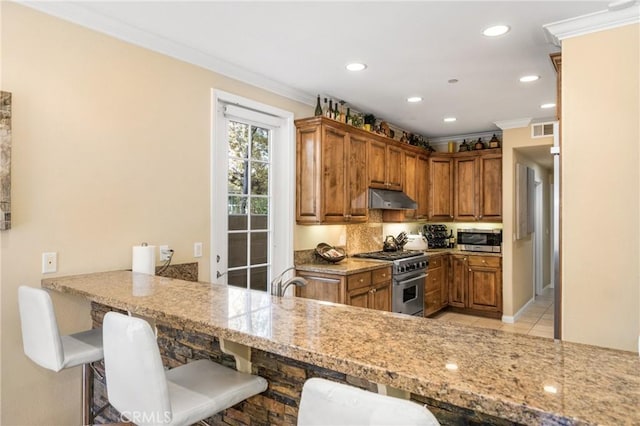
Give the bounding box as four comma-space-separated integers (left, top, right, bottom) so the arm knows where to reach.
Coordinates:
457, 229, 502, 253
422, 224, 449, 249
403, 234, 428, 251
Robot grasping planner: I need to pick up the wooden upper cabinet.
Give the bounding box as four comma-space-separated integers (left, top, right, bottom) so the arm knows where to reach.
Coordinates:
550, 53, 561, 122
296, 124, 322, 223
295, 118, 368, 224
368, 139, 403, 191
428, 155, 454, 221
321, 124, 348, 223
479, 153, 502, 221
454, 156, 479, 221
403, 150, 417, 219
346, 133, 369, 222
416, 155, 429, 219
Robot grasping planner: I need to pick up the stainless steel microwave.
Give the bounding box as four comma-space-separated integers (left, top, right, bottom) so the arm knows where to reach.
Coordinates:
457, 229, 502, 253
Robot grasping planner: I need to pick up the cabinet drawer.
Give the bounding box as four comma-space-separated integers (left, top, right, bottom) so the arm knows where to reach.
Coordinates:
371, 267, 391, 284
426, 268, 443, 293
468, 256, 501, 268
347, 271, 371, 291
429, 255, 444, 269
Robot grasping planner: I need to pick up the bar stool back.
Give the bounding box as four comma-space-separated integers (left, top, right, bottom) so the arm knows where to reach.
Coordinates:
18, 286, 104, 424
103, 311, 268, 426
298, 378, 440, 426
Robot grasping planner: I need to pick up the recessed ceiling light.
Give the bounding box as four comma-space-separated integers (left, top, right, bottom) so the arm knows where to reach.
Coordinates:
483, 25, 510, 37
540, 103, 556, 109
520, 75, 540, 83
346, 62, 367, 72
444, 117, 457, 123
407, 96, 423, 103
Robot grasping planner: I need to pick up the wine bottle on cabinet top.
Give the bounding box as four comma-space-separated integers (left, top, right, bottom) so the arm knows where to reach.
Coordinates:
314, 95, 322, 116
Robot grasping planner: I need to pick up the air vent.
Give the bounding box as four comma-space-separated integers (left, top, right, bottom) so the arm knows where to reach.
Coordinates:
531, 122, 554, 138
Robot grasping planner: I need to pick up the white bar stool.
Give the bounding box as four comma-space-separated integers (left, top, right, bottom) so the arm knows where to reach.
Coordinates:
102, 312, 268, 426
298, 377, 440, 426
18, 286, 105, 425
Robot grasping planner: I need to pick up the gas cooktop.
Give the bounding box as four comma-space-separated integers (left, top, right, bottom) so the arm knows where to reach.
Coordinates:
353, 250, 424, 261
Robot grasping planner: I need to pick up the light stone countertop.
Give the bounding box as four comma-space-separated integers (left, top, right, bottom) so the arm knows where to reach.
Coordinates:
42, 271, 638, 425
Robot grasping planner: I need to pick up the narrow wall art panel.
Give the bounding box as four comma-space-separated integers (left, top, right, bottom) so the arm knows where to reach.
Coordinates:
1, 91, 11, 230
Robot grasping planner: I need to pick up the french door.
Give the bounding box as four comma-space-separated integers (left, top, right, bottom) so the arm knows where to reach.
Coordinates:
212, 91, 294, 293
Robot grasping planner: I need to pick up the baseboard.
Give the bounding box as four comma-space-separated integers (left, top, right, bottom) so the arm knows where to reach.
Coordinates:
501, 297, 535, 324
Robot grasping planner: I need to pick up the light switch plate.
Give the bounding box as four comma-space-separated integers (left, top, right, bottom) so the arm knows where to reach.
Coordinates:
42, 252, 57, 274
194, 242, 202, 258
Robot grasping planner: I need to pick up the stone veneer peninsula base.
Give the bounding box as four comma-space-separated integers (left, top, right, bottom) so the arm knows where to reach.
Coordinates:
90, 302, 515, 426
41, 271, 639, 426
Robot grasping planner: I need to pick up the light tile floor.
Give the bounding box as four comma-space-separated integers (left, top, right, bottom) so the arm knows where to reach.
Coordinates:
432, 287, 555, 338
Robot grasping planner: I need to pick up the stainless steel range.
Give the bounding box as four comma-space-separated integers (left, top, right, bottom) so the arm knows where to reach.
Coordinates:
353, 250, 428, 316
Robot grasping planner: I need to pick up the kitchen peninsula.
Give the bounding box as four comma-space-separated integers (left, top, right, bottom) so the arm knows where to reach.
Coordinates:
42, 271, 639, 425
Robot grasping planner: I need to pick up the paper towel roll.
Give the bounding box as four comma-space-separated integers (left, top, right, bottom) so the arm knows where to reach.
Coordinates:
132, 244, 156, 275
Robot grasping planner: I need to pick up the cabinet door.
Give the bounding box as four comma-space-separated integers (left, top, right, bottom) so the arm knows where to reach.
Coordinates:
295, 271, 345, 304
468, 264, 502, 312
439, 256, 449, 307
454, 156, 479, 221
403, 151, 417, 219
321, 125, 348, 223
386, 145, 404, 191
347, 134, 369, 222
347, 287, 370, 309
368, 139, 387, 189
370, 282, 392, 312
416, 155, 429, 219
448, 255, 467, 308
428, 156, 454, 221
296, 124, 322, 223
479, 154, 502, 222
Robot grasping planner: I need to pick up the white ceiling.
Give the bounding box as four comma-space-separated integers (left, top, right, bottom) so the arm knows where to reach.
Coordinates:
25, 1, 608, 139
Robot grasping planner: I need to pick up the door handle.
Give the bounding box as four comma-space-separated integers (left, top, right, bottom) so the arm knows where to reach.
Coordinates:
216, 271, 227, 278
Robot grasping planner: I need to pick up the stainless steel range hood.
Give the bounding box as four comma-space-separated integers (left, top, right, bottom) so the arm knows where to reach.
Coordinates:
368, 188, 417, 210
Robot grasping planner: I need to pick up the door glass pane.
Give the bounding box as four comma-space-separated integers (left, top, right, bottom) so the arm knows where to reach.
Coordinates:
228, 233, 247, 268
250, 266, 268, 291
251, 162, 268, 195
228, 159, 248, 194
228, 196, 247, 231
228, 269, 247, 288
228, 122, 249, 159
251, 127, 269, 161
250, 232, 268, 265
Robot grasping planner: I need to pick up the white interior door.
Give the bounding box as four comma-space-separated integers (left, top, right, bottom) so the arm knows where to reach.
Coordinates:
211, 91, 294, 292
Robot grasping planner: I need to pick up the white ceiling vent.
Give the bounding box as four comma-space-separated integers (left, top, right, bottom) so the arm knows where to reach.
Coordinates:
531, 122, 555, 138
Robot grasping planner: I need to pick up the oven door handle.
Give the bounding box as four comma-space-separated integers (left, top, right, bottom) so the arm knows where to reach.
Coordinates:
395, 273, 427, 284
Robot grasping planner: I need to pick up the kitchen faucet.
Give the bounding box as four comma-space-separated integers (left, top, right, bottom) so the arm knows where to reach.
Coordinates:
270, 266, 307, 297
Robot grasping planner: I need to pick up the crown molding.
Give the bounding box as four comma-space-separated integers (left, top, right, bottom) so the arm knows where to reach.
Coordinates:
543, 1, 640, 46
18, 1, 316, 106
494, 118, 532, 130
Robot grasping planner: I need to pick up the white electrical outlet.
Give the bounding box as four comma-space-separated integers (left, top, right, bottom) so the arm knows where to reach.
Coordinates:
42, 252, 57, 274
194, 242, 203, 258
159, 245, 171, 261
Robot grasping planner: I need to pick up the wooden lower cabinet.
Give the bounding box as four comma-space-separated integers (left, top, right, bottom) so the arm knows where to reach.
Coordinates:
296, 266, 391, 312
446, 254, 502, 318
424, 254, 448, 316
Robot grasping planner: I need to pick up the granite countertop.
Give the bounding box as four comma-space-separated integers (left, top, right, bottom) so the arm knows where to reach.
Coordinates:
42, 271, 638, 425
296, 250, 501, 275
295, 258, 390, 275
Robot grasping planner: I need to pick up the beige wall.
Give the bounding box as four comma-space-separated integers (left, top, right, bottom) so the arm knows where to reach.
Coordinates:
561, 24, 639, 352
501, 126, 553, 318
0, 3, 312, 424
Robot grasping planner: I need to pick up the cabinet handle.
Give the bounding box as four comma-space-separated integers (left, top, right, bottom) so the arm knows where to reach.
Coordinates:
359, 278, 364, 283
468, 269, 472, 272
372, 288, 377, 293
479, 215, 483, 219
482, 259, 487, 264
381, 273, 386, 278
